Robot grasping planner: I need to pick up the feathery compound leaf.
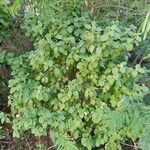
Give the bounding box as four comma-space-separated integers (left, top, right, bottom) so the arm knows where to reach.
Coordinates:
107, 111, 129, 132
52, 131, 78, 150
139, 125, 150, 150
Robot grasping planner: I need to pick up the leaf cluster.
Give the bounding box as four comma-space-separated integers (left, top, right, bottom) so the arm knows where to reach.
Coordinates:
0, 1, 150, 149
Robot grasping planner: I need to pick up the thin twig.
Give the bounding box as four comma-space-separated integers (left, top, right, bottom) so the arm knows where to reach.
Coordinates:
132, 139, 139, 150
24, 136, 31, 150
139, 50, 147, 64
139, 57, 144, 64
133, 55, 139, 64
0, 140, 12, 144
121, 142, 136, 148
5, 41, 16, 51
47, 145, 56, 150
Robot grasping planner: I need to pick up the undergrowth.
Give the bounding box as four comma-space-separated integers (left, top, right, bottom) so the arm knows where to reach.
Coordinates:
0, 0, 150, 150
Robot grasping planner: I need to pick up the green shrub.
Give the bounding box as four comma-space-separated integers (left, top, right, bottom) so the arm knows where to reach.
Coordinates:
1, 1, 150, 149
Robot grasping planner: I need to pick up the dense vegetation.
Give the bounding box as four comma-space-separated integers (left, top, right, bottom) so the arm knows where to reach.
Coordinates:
0, 0, 150, 149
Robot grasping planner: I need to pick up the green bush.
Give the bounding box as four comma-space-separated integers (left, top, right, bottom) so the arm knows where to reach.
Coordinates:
1, 1, 150, 150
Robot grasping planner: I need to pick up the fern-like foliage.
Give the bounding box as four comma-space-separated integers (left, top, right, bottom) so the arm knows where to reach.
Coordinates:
139, 125, 150, 150
51, 131, 78, 150
107, 111, 129, 132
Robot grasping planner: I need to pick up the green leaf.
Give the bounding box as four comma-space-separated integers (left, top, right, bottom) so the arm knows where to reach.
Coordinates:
101, 34, 109, 42
81, 136, 93, 150
131, 70, 138, 77
139, 125, 150, 150
125, 43, 133, 51
85, 24, 91, 30
89, 44, 94, 53
67, 26, 73, 33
